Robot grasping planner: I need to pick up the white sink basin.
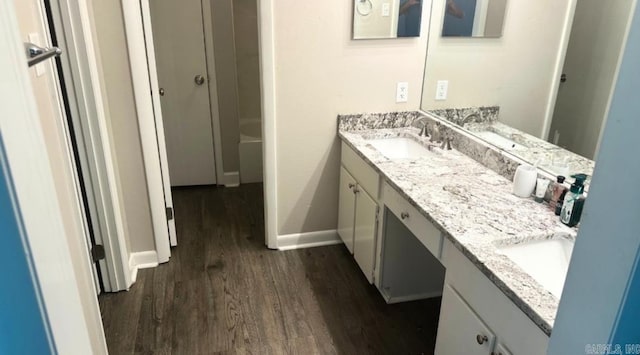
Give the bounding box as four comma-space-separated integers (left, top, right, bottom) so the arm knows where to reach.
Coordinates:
368, 137, 432, 160
498, 238, 574, 298
475, 131, 527, 151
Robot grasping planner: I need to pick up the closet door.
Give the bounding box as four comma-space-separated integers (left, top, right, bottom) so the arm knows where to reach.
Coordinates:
149, 0, 216, 186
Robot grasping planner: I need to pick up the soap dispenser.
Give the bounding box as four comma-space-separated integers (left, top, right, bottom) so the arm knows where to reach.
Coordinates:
560, 174, 587, 227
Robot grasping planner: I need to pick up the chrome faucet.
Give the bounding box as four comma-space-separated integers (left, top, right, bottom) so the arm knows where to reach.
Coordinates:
430, 122, 442, 143
419, 121, 429, 137
440, 134, 453, 150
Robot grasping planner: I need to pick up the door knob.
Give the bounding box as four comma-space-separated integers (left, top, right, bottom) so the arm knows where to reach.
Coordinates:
194, 75, 205, 85
159, 88, 165, 96
560, 73, 567, 83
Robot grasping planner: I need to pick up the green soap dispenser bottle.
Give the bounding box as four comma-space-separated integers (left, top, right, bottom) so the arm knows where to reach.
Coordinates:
560, 174, 587, 227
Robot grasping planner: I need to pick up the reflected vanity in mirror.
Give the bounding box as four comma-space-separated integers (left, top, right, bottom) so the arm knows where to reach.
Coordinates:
353, 0, 425, 39
420, 0, 635, 184
442, 0, 507, 37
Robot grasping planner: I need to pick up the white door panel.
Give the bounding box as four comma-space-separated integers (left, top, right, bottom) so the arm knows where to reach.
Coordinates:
149, 0, 216, 186
435, 284, 496, 355
353, 186, 377, 284
337, 166, 356, 253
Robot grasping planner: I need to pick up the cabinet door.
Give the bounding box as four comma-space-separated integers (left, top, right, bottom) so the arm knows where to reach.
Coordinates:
493, 343, 513, 355
337, 166, 356, 253
435, 284, 496, 355
353, 186, 377, 284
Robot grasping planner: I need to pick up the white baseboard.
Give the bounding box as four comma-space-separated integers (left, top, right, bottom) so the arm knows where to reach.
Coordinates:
222, 171, 240, 187
277, 229, 343, 251
128, 251, 159, 286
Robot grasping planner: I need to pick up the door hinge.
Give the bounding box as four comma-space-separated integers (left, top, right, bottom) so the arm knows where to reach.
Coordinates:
375, 205, 380, 222
166, 207, 174, 221
91, 245, 106, 262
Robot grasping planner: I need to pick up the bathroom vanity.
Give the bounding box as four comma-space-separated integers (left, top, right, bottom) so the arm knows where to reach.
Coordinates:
337, 112, 577, 355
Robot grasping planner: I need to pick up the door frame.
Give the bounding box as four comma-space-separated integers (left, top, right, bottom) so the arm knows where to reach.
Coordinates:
258, 0, 279, 249
120, 0, 173, 258
47, 0, 134, 290
0, 1, 107, 352
123, 0, 278, 249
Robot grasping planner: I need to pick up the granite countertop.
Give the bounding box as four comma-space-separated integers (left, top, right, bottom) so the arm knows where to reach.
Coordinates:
338, 124, 577, 336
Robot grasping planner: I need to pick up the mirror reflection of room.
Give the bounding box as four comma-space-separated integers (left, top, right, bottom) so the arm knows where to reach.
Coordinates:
421, 0, 635, 180
353, 0, 424, 39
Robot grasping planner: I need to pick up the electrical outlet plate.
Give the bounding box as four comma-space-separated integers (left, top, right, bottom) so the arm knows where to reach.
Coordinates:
382, 3, 391, 16
435, 80, 448, 101
396, 82, 409, 103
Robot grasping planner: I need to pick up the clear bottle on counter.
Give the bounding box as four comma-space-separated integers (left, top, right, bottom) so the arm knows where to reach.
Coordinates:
549, 176, 567, 212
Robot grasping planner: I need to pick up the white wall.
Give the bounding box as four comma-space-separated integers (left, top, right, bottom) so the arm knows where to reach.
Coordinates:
421, 0, 573, 137
272, 1, 430, 236
210, 0, 241, 174
549, 0, 635, 159
234, 0, 262, 121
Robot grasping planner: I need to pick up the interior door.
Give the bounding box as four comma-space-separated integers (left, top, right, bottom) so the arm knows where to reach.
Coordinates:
149, 0, 216, 186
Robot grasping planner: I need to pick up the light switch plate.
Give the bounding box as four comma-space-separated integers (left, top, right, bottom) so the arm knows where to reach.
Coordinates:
28, 33, 46, 77
435, 80, 448, 100
396, 82, 409, 103
382, 3, 391, 16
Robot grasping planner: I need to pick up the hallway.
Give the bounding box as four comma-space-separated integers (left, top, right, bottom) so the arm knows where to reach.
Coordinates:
99, 184, 440, 354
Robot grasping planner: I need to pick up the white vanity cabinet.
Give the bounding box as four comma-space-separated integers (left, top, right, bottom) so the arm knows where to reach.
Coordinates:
337, 166, 357, 253
435, 284, 496, 355
436, 239, 549, 355
337, 143, 381, 283
494, 343, 514, 355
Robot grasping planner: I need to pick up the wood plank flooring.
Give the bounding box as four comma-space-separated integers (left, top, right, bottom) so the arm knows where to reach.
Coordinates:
99, 184, 441, 354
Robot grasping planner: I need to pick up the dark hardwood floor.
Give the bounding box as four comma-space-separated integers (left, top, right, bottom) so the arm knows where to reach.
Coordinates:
99, 184, 441, 354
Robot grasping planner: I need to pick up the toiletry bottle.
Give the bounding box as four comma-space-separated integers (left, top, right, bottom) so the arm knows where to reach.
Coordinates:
549, 176, 567, 211
555, 189, 567, 216
560, 174, 588, 227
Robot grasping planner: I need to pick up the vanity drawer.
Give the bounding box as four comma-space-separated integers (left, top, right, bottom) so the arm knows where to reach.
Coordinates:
383, 182, 442, 259
341, 142, 380, 201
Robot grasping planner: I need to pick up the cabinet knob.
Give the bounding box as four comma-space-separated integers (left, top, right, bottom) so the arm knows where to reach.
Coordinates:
353, 188, 360, 194
348, 183, 355, 189
400, 212, 409, 220
476, 334, 488, 345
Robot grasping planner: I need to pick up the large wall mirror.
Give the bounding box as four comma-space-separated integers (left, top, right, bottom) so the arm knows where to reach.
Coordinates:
442, 0, 507, 37
353, 0, 426, 39
420, 0, 636, 181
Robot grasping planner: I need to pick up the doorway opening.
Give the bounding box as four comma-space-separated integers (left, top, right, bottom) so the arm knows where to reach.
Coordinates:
145, 0, 264, 190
